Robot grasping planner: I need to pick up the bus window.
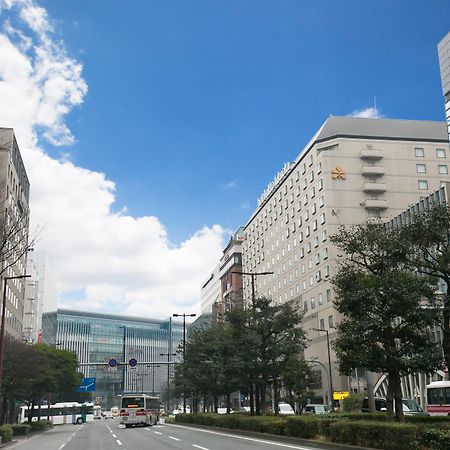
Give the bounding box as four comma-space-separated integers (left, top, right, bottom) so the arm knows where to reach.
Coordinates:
121, 397, 144, 408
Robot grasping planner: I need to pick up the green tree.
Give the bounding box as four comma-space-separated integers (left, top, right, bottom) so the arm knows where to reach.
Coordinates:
403, 203, 450, 376
281, 356, 312, 414
331, 223, 442, 421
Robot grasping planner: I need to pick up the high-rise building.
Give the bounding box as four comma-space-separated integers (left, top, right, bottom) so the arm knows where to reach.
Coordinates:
242, 116, 450, 402
42, 309, 183, 408
0, 128, 30, 341
22, 257, 40, 344
200, 262, 220, 315
438, 32, 450, 140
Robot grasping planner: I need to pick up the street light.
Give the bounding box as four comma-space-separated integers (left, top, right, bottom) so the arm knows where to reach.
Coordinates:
231, 271, 274, 306
312, 328, 334, 410
0, 275, 31, 397
160, 352, 176, 414
119, 325, 126, 395
173, 312, 196, 413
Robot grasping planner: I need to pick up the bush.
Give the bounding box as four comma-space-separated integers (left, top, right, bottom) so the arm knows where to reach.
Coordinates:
328, 420, 421, 450
284, 416, 319, 439
0, 424, 13, 443
12, 424, 31, 436
420, 429, 450, 450
29, 420, 51, 431
342, 393, 365, 412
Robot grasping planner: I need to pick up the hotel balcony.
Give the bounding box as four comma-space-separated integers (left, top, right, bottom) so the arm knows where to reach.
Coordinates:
363, 182, 386, 193
362, 166, 385, 176
364, 199, 388, 210
360, 149, 383, 159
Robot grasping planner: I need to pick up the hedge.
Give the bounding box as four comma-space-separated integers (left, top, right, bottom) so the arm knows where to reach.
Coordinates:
420, 429, 450, 450
0, 424, 13, 443
328, 420, 422, 450
29, 420, 52, 431
12, 424, 31, 436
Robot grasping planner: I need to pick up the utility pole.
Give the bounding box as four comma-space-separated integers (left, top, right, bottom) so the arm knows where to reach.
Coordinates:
312, 328, 334, 410
173, 312, 196, 413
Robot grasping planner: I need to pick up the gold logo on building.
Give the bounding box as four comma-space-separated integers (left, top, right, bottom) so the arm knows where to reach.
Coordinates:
332, 166, 346, 180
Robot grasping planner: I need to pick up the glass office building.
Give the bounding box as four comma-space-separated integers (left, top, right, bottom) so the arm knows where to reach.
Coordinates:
42, 309, 183, 408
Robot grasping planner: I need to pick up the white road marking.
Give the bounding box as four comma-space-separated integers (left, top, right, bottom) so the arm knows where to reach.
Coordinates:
167, 424, 312, 449
58, 445, 65, 450
117, 440, 123, 446
169, 436, 180, 441
145, 427, 150, 430
193, 445, 210, 450
154, 425, 165, 427
154, 431, 162, 435
112, 433, 117, 438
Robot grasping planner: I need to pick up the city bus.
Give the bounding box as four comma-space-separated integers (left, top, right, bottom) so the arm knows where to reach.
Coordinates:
120, 394, 159, 427
426, 380, 450, 415
18, 402, 94, 424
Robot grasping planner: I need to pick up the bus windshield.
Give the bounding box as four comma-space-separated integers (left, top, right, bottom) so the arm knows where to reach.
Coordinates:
121, 397, 145, 409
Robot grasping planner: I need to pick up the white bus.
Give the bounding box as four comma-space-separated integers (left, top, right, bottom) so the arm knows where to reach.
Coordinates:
18, 402, 94, 424
120, 394, 159, 428
426, 380, 450, 416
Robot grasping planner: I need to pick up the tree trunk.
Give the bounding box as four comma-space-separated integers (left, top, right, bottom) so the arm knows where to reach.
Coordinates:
249, 380, 254, 416
213, 395, 218, 413
273, 378, 279, 416
203, 394, 206, 413
255, 383, 261, 415
386, 376, 394, 421
393, 372, 404, 423
226, 392, 231, 413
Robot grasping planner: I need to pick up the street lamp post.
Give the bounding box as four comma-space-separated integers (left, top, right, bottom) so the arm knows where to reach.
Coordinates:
173, 312, 196, 413
152, 364, 161, 396
312, 328, 334, 410
119, 326, 127, 395
0, 274, 31, 397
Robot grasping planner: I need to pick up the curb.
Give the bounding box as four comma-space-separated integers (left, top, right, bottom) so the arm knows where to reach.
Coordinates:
167, 422, 375, 450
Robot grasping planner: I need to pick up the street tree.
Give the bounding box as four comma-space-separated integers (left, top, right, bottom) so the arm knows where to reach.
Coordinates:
331, 222, 442, 421
403, 202, 450, 377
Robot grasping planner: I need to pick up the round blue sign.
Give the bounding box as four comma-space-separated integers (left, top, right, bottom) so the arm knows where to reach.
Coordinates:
128, 358, 138, 367
108, 358, 118, 368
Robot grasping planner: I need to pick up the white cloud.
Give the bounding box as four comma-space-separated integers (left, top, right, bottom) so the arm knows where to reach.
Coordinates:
222, 180, 238, 189
348, 106, 384, 119
0, 0, 227, 318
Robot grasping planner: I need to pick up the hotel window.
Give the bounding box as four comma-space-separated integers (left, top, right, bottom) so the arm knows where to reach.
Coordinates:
303, 301, 308, 311
315, 254, 320, 265
416, 164, 426, 173
311, 297, 316, 309
304, 210, 309, 221
326, 288, 332, 302
418, 180, 428, 190
317, 162, 322, 174
319, 196, 324, 207
415, 147, 424, 157
290, 193, 294, 203
439, 165, 448, 175
318, 293, 323, 305
319, 318, 325, 330
313, 219, 318, 231
303, 194, 308, 205
302, 163, 306, 174
437, 148, 446, 158
312, 203, 317, 214
307, 242, 312, 253
328, 315, 334, 329
309, 171, 314, 182
296, 186, 301, 196
323, 247, 328, 259
318, 179, 323, 191
313, 236, 319, 247
308, 154, 313, 166
311, 186, 315, 198
295, 171, 300, 181
303, 281, 307, 290
322, 230, 327, 241
320, 212, 326, 224
310, 275, 314, 286
303, 179, 308, 190
306, 226, 310, 237
299, 231, 303, 242
324, 265, 330, 277
298, 217, 302, 227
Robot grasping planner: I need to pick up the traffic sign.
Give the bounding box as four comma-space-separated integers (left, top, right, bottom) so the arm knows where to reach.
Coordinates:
333, 391, 350, 400
108, 358, 118, 368
128, 358, 137, 367
76, 377, 96, 392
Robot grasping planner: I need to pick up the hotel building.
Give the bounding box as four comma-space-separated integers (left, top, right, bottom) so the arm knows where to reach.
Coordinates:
241, 116, 450, 401
438, 31, 450, 140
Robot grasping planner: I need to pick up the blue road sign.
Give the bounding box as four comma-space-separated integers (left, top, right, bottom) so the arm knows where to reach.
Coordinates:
76, 377, 96, 392
128, 358, 137, 367
108, 358, 118, 368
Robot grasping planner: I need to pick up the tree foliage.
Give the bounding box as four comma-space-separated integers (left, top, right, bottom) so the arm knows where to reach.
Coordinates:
331, 222, 442, 421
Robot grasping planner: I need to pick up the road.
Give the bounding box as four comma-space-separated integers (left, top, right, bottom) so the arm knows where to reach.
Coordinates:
9, 418, 333, 450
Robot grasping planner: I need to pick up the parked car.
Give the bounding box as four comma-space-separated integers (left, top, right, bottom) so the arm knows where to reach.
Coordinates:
278, 402, 295, 415
217, 408, 234, 414
362, 397, 428, 416
304, 404, 330, 414
103, 411, 114, 419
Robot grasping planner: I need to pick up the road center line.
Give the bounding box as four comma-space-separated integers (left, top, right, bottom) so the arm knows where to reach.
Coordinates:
116, 440, 122, 446
58, 445, 65, 450
112, 433, 117, 438
193, 445, 210, 450
154, 431, 162, 435
167, 424, 311, 450
169, 436, 180, 441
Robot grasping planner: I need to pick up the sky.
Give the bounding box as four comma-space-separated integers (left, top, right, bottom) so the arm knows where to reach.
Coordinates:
0, 0, 449, 319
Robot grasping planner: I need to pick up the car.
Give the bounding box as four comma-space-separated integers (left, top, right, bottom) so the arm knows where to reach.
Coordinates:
217, 408, 234, 414
278, 402, 295, 415
103, 411, 114, 419
304, 404, 330, 414
361, 397, 429, 415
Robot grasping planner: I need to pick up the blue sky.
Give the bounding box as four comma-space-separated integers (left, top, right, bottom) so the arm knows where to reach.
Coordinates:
40, 0, 450, 242
0, 0, 449, 317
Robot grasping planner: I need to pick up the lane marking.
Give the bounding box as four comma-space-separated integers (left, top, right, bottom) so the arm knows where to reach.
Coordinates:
58, 445, 65, 450
193, 445, 210, 450
117, 439, 123, 446
145, 427, 150, 430
112, 433, 117, 438
169, 436, 180, 441
167, 424, 311, 449
154, 431, 162, 435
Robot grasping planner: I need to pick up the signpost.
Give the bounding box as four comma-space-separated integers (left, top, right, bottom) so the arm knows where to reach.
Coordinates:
129, 358, 137, 368
108, 358, 118, 368
333, 391, 350, 401
76, 377, 96, 392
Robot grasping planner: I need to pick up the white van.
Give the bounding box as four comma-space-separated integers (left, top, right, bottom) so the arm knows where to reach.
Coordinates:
278, 402, 295, 415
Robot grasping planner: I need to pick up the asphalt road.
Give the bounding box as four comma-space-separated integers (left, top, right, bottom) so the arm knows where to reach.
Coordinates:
8, 418, 333, 450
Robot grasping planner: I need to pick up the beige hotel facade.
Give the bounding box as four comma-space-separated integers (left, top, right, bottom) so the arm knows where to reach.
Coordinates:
241, 115, 450, 402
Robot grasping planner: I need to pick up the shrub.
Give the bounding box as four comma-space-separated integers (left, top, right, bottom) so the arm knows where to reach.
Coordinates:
342, 393, 365, 412
420, 429, 450, 450
12, 424, 31, 436
0, 425, 13, 443
284, 416, 319, 439
328, 420, 421, 450
29, 420, 51, 431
